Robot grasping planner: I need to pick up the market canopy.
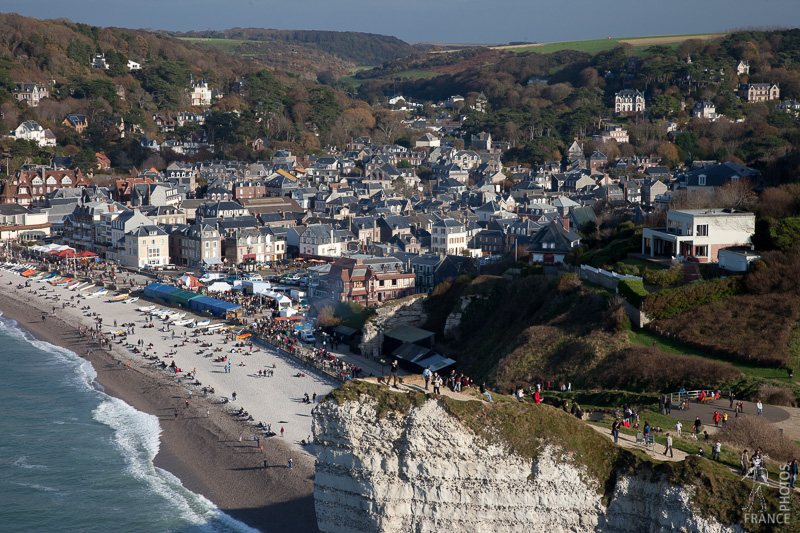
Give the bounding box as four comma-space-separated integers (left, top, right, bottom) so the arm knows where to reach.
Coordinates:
207, 281, 232, 293
188, 296, 242, 317
166, 288, 201, 307
144, 283, 179, 301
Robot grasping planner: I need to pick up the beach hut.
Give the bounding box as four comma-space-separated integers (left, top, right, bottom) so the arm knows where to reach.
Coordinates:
143, 283, 179, 301
165, 288, 201, 307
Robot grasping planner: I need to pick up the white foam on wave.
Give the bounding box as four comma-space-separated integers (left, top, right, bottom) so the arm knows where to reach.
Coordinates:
12, 456, 47, 470
93, 394, 260, 533
0, 312, 98, 391
0, 312, 260, 532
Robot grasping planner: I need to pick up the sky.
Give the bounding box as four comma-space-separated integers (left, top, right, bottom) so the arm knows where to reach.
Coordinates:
3, 0, 800, 44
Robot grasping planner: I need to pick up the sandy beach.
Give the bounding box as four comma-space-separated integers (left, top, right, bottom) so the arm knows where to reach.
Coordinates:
0, 265, 328, 532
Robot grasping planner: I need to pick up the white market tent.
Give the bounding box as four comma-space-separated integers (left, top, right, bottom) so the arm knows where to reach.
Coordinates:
206, 281, 232, 293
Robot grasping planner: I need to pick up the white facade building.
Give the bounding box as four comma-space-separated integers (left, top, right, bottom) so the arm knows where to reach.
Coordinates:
642, 209, 755, 263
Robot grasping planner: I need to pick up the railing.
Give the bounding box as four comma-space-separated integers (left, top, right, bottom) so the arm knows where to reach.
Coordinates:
666, 389, 731, 405
249, 333, 348, 384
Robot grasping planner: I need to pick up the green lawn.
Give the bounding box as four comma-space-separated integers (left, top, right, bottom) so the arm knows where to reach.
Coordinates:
511, 33, 720, 55
512, 39, 621, 55
617, 257, 668, 271
629, 329, 795, 380
392, 69, 443, 80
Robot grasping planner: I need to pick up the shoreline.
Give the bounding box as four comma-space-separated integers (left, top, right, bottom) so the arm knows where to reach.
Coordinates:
0, 277, 320, 532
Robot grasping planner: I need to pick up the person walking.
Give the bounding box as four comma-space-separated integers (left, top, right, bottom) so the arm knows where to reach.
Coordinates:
612, 419, 621, 445
740, 449, 750, 475
712, 440, 721, 461
757, 399, 763, 416
664, 433, 674, 458
423, 365, 432, 391
288, 458, 293, 469
729, 392, 735, 409
713, 411, 720, 427
790, 459, 798, 489
390, 359, 399, 388
675, 421, 682, 438
694, 416, 701, 434
280, 426, 284, 437
432, 372, 441, 395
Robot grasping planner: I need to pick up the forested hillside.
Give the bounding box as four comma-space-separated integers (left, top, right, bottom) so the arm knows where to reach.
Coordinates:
353, 30, 800, 184
173, 28, 417, 67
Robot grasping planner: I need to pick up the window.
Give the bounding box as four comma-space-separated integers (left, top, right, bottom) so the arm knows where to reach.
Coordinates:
696, 224, 708, 237
695, 245, 708, 257
698, 175, 706, 186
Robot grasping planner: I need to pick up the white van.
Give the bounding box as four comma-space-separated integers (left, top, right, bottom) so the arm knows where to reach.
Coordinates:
245, 274, 263, 281
300, 330, 316, 343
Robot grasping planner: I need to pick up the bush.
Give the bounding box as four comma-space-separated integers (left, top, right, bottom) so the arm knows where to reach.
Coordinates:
758, 384, 796, 407
651, 293, 798, 367
643, 264, 684, 288
585, 346, 741, 392
612, 262, 639, 276
618, 278, 649, 307
643, 277, 742, 319
716, 416, 798, 462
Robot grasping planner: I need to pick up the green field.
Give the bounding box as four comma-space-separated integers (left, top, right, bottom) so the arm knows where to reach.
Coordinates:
509, 33, 721, 55
178, 37, 258, 52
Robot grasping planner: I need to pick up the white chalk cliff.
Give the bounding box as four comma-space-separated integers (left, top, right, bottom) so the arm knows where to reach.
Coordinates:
313, 396, 743, 533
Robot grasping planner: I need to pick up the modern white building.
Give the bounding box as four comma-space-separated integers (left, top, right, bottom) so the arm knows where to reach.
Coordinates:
642, 209, 755, 263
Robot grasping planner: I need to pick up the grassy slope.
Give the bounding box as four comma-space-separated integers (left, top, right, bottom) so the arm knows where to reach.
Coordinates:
508, 33, 720, 54
326, 380, 799, 531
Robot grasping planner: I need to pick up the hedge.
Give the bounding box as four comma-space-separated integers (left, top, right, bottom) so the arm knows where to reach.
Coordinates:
618, 279, 650, 307
642, 277, 742, 320
643, 264, 684, 287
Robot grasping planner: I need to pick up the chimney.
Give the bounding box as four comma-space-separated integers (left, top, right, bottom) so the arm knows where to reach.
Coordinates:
562, 216, 570, 232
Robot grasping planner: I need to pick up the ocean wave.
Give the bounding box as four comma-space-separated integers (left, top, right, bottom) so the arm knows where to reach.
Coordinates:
93, 398, 259, 533
9, 481, 59, 492
12, 456, 47, 470
0, 313, 98, 390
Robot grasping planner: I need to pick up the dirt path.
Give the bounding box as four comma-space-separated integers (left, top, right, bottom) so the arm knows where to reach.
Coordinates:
586, 423, 689, 462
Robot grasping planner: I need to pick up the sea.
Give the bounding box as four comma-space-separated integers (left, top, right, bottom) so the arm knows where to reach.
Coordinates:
0, 312, 260, 533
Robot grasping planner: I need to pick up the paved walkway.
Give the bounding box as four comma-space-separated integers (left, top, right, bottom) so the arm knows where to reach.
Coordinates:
664, 398, 790, 428
587, 423, 688, 462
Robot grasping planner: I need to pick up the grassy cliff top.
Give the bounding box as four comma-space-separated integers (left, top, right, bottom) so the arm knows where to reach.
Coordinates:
326, 380, 800, 531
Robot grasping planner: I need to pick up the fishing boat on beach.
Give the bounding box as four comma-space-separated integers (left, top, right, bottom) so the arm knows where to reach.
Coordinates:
172, 319, 194, 326
107, 294, 128, 303
67, 281, 83, 289
79, 284, 95, 292
53, 278, 73, 285
86, 288, 108, 299
40, 276, 61, 283
167, 312, 187, 321
125, 297, 139, 304
194, 319, 210, 328
136, 305, 156, 312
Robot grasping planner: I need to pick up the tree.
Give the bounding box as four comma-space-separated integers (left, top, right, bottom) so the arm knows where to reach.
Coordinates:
396, 160, 412, 169
73, 148, 97, 174
649, 94, 681, 118
373, 110, 402, 144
